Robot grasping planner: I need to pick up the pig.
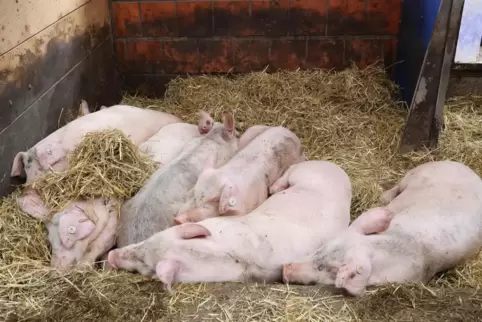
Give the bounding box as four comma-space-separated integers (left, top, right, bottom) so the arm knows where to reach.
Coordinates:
11, 100, 182, 184
238, 125, 270, 149
116, 112, 239, 248
282, 160, 482, 297
107, 160, 352, 290
17, 111, 215, 270
139, 111, 214, 166
174, 126, 305, 224
18, 195, 120, 271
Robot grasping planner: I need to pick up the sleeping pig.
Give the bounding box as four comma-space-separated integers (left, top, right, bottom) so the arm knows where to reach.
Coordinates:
116, 112, 239, 248
11, 100, 182, 183
17, 193, 120, 271
282, 160, 482, 296
173, 126, 305, 224
17, 112, 215, 271
139, 111, 214, 166
107, 160, 352, 290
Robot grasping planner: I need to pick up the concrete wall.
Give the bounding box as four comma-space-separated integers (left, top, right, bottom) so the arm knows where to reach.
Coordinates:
0, 0, 122, 195
110, 0, 402, 96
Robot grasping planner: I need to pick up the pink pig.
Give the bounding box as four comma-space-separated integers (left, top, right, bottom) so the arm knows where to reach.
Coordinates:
283, 160, 482, 296
10, 100, 182, 184
174, 126, 305, 224
139, 111, 214, 166
19, 194, 119, 271
16, 111, 215, 270
106, 160, 352, 290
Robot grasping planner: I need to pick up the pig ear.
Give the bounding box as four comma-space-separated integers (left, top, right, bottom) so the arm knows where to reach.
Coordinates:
222, 112, 236, 139
17, 191, 50, 221
79, 100, 90, 116
335, 256, 372, 296
11, 152, 26, 177
58, 212, 96, 249
349, 207, 395, 235
156, 259, 181, 292
177, 223, 212, 239
219, 181, 242, 215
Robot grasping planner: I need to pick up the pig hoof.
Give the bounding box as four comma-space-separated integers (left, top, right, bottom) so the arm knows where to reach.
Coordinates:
173, 216, 187, 225
269, 184, 287, 195
282, 264, 292, 284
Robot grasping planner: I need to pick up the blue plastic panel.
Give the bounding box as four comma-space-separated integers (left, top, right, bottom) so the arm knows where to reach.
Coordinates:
395, 0, 442, 104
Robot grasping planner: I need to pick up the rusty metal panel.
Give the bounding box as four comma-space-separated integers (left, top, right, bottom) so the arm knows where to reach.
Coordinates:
0, 0, 121, 195
0, 0, 89, 55
0, 0, 110, 131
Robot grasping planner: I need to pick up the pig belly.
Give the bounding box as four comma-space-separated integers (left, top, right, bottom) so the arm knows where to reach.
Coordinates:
386, 198, 482, 273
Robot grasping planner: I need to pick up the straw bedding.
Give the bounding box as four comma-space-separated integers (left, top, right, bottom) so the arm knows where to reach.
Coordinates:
1, 65, 482, 321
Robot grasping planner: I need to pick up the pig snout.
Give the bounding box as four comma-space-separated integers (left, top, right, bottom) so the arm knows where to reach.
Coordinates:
198, 111, 214, 134
107, 250, 118, 269
173, 213, 191, 225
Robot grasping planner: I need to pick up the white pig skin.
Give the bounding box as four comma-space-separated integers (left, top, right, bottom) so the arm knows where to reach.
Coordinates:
17, 111, 214, 270
139, 111, 214, 166
11, 101, 182, 184
116, 113, 239, 248
282, 160, 482, 297
24, 197, 120, 271
107, 160, 352, 290
174, 126, 305, 224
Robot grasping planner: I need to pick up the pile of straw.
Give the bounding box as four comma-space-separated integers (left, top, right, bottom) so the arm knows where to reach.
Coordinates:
27, 129, 157, 212
1, 66, 482, 321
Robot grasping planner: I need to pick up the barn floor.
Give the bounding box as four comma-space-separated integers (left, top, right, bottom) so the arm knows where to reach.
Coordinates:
2, 66, 482, 321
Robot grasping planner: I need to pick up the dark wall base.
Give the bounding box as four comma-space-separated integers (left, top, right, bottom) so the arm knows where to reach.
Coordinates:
0, 36, 121, 196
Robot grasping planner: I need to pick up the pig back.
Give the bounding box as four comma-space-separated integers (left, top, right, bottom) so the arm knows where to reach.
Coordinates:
43, 105, 182, 149
117, 131, 235, 247
384, 178, 482, 270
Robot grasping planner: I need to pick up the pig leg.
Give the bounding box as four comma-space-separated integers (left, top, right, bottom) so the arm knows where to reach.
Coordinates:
156, 259, 181, 292
82, 211, 118, 265
174, 205, 216, 224
335, 253, 372, 296
380, 184, 400, 205
269, 166, 294, 194
79, 100, 90, 116
349, 207, 395, 235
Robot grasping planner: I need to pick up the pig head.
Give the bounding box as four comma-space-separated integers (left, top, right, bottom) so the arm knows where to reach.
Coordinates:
19, 192, 120, 270
282, 207, 395, 296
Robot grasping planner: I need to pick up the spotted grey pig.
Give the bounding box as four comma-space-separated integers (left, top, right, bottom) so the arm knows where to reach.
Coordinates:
116, 112, 239, 248
282, 160, 482, 296
107, 161, 351, 290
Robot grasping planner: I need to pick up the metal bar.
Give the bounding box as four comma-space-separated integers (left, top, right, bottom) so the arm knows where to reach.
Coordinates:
399, 0, 453, 154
